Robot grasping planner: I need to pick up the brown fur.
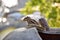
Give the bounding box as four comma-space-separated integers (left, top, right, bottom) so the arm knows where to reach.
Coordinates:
23, 16, 45, 31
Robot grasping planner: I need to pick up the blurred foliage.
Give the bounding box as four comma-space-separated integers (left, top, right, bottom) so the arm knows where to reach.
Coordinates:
20, 0, 60, 27
53, 0, 60, 3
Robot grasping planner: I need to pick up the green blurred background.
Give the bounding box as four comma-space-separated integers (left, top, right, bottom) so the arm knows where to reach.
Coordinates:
20, 0, 60, 28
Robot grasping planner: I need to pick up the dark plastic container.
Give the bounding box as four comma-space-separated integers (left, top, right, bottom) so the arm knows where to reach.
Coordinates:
38, 28, 60, 40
